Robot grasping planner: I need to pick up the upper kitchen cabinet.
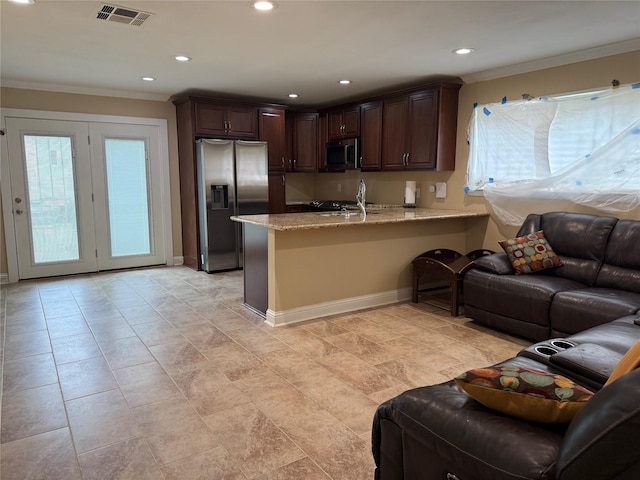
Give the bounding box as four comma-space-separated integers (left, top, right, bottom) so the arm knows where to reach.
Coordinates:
327, 106, 360, 140
381, 83, 460, 171
359, 101, 383, 171
285, 111, 318, 172
259, 106, 287, 172
194, 101, 258, 138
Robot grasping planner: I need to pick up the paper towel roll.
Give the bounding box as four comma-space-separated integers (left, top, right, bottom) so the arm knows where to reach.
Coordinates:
404, 180, 416, 206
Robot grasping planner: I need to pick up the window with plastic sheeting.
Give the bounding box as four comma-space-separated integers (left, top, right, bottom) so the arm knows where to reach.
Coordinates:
465, 84, 640, 225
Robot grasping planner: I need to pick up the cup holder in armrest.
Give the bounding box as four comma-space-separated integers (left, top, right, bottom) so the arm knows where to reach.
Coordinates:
550, 339, 575, 350
534, 345, 559, 356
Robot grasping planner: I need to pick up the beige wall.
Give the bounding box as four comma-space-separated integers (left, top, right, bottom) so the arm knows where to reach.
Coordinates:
0, 87, 182, 276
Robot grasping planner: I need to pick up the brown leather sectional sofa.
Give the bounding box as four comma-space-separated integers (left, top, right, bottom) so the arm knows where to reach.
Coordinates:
372, 212, 640, 480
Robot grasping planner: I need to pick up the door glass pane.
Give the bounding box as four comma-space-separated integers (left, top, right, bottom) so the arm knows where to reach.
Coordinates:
24, 135, 80, 263
104, 138, 151, 257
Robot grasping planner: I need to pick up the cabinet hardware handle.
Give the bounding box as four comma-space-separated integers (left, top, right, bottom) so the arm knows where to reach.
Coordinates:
282, 174, 286, 186
402, 153, 407, 165
406, 153, 410, 164
227, 121, 231, 130
289, 159, 292, 169
281, 156, 285, 168
293, 159, 297, 168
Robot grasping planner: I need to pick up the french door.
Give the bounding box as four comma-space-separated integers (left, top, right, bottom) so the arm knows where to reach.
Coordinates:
5, 117, 167, 280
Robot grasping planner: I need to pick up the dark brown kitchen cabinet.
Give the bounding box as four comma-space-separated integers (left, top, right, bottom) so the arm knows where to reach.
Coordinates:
381, 84, 460, 171
286, 112, 318, 172
259, 107, 286, 173
359, 101, 383, 171
195, 102, 257, 138
317, 113, 328, 171
327, 106, 360, 140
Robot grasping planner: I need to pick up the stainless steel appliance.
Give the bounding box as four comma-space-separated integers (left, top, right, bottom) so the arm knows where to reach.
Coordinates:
196, 139, 268, 272
326, 138, 360, 171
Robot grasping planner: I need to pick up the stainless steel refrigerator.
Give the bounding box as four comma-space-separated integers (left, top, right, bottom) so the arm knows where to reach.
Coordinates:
196, 139, 269, 273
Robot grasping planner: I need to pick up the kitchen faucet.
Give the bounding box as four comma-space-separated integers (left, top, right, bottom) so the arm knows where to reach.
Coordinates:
356, 178, 366, 218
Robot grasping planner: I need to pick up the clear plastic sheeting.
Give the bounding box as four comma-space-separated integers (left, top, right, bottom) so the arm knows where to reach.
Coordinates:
466, 84, 640, 225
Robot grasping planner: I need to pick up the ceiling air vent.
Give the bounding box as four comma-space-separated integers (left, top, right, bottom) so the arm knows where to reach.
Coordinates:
96, 4, 153, 27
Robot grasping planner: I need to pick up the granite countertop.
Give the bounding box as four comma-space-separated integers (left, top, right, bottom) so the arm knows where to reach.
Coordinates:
231, 207, 489, 231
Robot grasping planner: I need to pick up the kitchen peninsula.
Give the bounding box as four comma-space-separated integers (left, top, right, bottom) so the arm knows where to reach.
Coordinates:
232, 208, 490, 326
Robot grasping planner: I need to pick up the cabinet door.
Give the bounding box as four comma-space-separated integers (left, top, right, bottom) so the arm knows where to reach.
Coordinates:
259, 108, 286, 172
227, 106, 258, 138
342, 106, 360, 137
327, 110, 344, 140
360, 101, 382, 171
406, 90, 438, 169
382, 96, 409, 170
317, 113, 328, 171
268, 173, 287, 214
195, 103, 228, 136
293, 113, 318, 172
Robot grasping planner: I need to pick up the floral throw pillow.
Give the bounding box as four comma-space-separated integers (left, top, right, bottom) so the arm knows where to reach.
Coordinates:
455, 364, 593, 423
499, 230, 564, 274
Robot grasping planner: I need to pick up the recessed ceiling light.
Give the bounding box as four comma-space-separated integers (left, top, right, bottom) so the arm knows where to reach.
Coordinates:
338, 80, 352, 85
174, 55, 191, 62
453, 48, 475, 55
141, 77, 156, 82
254, 1, 275, 11
9, 0, 35, 4
288, 93, 298, 98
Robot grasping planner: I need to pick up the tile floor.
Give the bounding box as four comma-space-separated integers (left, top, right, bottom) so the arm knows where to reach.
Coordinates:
0, 266, 529, 480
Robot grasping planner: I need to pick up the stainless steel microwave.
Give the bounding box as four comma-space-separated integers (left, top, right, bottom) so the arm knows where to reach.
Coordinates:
326, 138, 360, 171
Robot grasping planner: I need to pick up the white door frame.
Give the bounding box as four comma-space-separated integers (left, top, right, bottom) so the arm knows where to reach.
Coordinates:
1, 108, 173, 283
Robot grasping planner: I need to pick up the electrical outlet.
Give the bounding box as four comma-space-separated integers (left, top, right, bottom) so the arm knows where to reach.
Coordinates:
337, 183, 342, 192
428, 185, 436, 193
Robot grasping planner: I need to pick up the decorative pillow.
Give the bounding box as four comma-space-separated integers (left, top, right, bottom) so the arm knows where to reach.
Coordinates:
455, 364, 593, 423
498, 230, 564, 274
604, 340, 640, 386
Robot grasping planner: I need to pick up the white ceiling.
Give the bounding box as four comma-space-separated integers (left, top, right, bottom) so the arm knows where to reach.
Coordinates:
1, 0, 639, 106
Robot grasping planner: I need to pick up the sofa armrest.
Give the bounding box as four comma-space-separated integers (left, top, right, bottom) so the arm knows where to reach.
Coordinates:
557, 367, 640, 480
471, 253, 514, 275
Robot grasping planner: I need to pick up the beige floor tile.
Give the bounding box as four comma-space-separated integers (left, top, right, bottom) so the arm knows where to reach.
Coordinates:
4, 310, 47, 334
2, 352, 58, 393
4, 329, 52, 359
45, 313, 91, 338
202, 342, 269, 381
271, 328, 344, 359
149, 340, 211, 374
66, 389, 141, 453
42, 301, 82, 319
1, 383, 67, 444
161, 445, 246, 480
317, 351, 400, 394
325, 331, 397, 364
206, 309, 257, 332
170, 364, 252, 416
51, 332, 102, 365
203, 402, 306, 479
300, 319, 350, 338
77, 436, 163, 480
118, 303, 166, 325
227, 326, 288, 355
1, 428, 82, 480
133, 397, 219, 465
179, 322, 235, 351
259, 347, 334, 385
57, 356, 118, 400
87, 315, 137, 342
131, 320, 185, 346
114, 361, 182, 407
99, 336, 155, 369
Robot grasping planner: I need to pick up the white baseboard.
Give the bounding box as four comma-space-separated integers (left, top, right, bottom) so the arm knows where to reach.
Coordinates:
265, 287, 412, 327
0, 273, 8, 285
173, 256, 184, 266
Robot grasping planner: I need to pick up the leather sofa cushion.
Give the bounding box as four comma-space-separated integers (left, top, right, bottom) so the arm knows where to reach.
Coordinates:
464, 268, 586, 327
557, 367, 640, 480
566, 315, 640, 352
550, 288, 640, 335
517, 212, 618, 285
596, 220, 640, 292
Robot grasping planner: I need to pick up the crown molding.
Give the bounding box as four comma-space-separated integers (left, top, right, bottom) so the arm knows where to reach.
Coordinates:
462, 38, 640, 84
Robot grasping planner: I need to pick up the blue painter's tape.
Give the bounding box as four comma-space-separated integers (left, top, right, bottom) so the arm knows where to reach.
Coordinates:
473, 102, 478, 109
591, 96, 599, 101
632, 128, 640, 135
483, 107, 491, 116
501, 96, 507, 104
632, 83, 640, 89
464, 186, 470, 193
488, 177, 494, 183
585, 153, 591, 158
539, 96, 548, 101
576, 180, 582, 186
